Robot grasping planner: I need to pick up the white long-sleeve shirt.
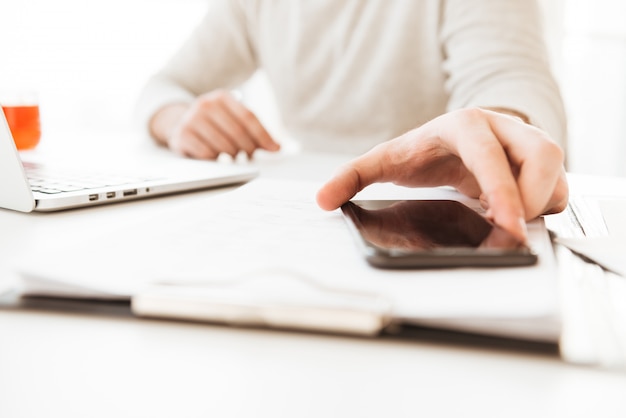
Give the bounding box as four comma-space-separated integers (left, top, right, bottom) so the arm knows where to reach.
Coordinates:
137, 0, 566, 155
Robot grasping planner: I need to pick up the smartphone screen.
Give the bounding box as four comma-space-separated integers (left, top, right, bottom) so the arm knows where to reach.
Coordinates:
340, 200, 537, 269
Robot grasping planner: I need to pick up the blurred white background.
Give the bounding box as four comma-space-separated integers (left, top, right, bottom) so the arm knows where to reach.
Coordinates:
0, 0, 624, 176
0, 0, 207, 134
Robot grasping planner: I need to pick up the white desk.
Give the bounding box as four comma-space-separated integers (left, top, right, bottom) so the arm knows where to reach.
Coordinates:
1, 133, 625, 418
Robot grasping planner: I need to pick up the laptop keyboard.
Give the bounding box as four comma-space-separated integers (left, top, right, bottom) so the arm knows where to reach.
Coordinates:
23, 162, 154, 195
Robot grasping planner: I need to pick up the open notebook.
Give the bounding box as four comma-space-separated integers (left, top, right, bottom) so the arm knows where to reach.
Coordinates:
0, 111, 258, 212
16, 178, 561, 342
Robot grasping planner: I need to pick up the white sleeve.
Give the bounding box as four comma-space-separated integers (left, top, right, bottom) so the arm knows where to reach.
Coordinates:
441, 0, 567, 147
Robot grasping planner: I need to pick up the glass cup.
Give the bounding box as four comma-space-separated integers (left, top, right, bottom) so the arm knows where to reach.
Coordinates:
0, 91, 41, 150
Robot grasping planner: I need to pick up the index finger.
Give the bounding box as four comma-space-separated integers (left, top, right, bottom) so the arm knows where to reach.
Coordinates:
316, 143, 389, 211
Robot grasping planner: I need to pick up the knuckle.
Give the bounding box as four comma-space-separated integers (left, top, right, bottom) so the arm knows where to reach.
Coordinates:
527, 131, 565, 165
541, 138, 565, 164
477, 138, 504, 156
209, 136, 237, 157
177, 124, 195, 138
239, 108, 258, 125
337, 164, 364, 196
457, 107, 488, 123
232, 136, 256, 154
230, 125, 248, 140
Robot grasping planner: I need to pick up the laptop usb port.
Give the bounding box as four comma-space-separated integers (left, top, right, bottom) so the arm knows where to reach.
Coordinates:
89, 194, 99, 201
123, 189, 138, 197
106, 192, 116, 199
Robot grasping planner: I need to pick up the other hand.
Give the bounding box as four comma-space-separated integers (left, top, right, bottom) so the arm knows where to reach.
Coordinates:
152, 89, 280, 160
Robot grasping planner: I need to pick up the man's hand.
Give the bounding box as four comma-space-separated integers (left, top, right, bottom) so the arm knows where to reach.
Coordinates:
316, 108, 568, 241
150, 89, 280, 159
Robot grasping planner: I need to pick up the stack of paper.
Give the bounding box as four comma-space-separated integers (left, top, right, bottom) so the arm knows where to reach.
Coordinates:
546, 195, 626, 368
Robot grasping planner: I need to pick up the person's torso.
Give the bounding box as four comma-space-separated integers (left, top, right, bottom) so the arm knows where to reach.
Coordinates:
244, 0, 449, 154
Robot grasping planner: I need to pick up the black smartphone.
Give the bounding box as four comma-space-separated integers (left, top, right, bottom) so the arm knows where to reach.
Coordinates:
340, 199, 537, 269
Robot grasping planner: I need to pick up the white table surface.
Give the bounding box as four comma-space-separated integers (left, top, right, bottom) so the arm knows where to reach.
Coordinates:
1, 132, 625, 418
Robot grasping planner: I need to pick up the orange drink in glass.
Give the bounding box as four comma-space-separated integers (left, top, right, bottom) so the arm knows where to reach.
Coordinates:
0, 91, 41, 150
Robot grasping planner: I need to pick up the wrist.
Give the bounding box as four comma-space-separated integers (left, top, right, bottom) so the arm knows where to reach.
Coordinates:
149, 103, 190, 146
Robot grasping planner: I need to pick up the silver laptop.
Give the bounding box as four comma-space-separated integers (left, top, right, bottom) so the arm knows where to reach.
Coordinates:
0, 111, 258, 212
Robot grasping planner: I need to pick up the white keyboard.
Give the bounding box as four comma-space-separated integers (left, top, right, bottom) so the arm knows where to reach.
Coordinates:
23, 162, 153, 195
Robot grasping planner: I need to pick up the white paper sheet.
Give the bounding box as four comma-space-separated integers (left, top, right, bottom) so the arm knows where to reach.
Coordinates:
553, 197, 626, 276
556, 237, 626, 277
599, 198, 626, 237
